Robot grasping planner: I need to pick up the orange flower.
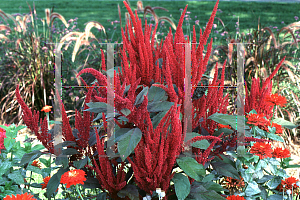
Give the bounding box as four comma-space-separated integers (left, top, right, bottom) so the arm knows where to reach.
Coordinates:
246, 113, 271, 127
250, 142, 273, 159
226, 195, 246, 200
3, 193, 37, 200
60, 169, 86, 188
41, 105, 52, 113
31, 160, 41, 169
218, 124, 231, 129
265, 93, 287, 107
276, 176, 300, 192
273, 147, 290, 159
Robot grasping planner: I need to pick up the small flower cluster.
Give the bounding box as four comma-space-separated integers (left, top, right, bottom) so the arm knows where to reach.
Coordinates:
250, 142, 290, 160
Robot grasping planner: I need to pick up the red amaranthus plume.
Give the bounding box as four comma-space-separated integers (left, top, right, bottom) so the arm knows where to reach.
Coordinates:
15, 84, 54, 154
245, 56, 286, 119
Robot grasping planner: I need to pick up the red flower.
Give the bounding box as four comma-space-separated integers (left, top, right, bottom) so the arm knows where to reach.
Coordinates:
250, 142, 273, 159
60, 169, 86, 188
265, 93, 287, 107
273, 147, 290, 159
31, 160, 41, 169
41, 176, 50, 190
3, 193, 37, 200
271, 123, 283, 135
218, 124, 231, 129
276, 176, 299, 192
0, 127, 6, 152
41, 105, 52, 113
226, 195, 246, 200
246, 113, 270, 127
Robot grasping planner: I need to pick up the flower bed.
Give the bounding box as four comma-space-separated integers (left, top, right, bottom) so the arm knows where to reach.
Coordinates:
0, 0, 300, 199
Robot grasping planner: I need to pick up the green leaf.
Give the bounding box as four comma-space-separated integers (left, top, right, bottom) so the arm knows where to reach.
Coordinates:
134, 86, 148, 105
19, 150, 42, 167
201, 173, 215, 183
117, 184, 139, 200
148, 85, 166, 102
267, 133, 284, 142
31, 144, 46, 151
266, 177, 282, 189
118, 128, 143, 162
191, 139, 210, 149
73, 157, 88, 169
213, 128, 234, 136
187, 182, 226, 200
4, 138, 15, 152
203, 181, 226, 192
152, 110, 168, 129
257, 175, 274, 184
39, 158, 51, 168
82, 177, 102, 189
120, 108, 131, 116
0, 160, 12, 177
46, 168, 69, 198
26, 165, 42, 175
55, 155, 69, 168
84, 102, 114, 113
267, 194, 284, 200
245, 181, 261, 196
254, 126, 266, 137
273, 118, 297, 129
176, 157, 206, 182
211, 161, 240, 179
62, 148, 80, 155
8, 171, 24, 185
172, 173, 190, 200
208, 113, 250, 136
147, 101, 174, 113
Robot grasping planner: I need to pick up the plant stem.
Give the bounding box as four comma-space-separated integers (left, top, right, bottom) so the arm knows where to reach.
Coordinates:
271, 106, 276, 127
76, 185, 84, 200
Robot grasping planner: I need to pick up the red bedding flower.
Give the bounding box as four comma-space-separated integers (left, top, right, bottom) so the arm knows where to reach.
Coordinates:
276, 176, 299, 192
273, 147, 290, 159
250, 142, 273, 159
246, 113, 270, 127
265, 93, 287, 107
3, 193, 37, 200
60, 169, 86, 188
226, 195, 246, 200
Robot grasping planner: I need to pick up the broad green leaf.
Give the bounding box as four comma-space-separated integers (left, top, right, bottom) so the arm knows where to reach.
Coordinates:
82, 177, 103, 189
257, 175, 274, 184
46, 168, 69, 198
120, 108, 131, 116
4, 138, 15, 152
148, 85, 166, 102
245, 181, 261, 196
208, 113, 250, 136
62, 148, 80, 155
267, 133, 284, 142
172, 173, 190, 200
74, 157, 88, 169
118, 128, 143, 162
151, 110, 168, 129
267, 194, 284, 200
201, 173, 215, 183
8, 171, 24, 185
147, 101, 174, 113
187, 182, 226, 200
176, 157, 206, 182
254, 126, 266, 137
191, 139, 210, 149
55, 155, 69, 168
273, 118, 297, 129
31, 144, 46, 151
211, 161, 240, 179
134, 86, 148, 105
266, 177, 282, 189
0, 160, 12, 177
19, 150, 42, 167
27, 165, 42, 175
